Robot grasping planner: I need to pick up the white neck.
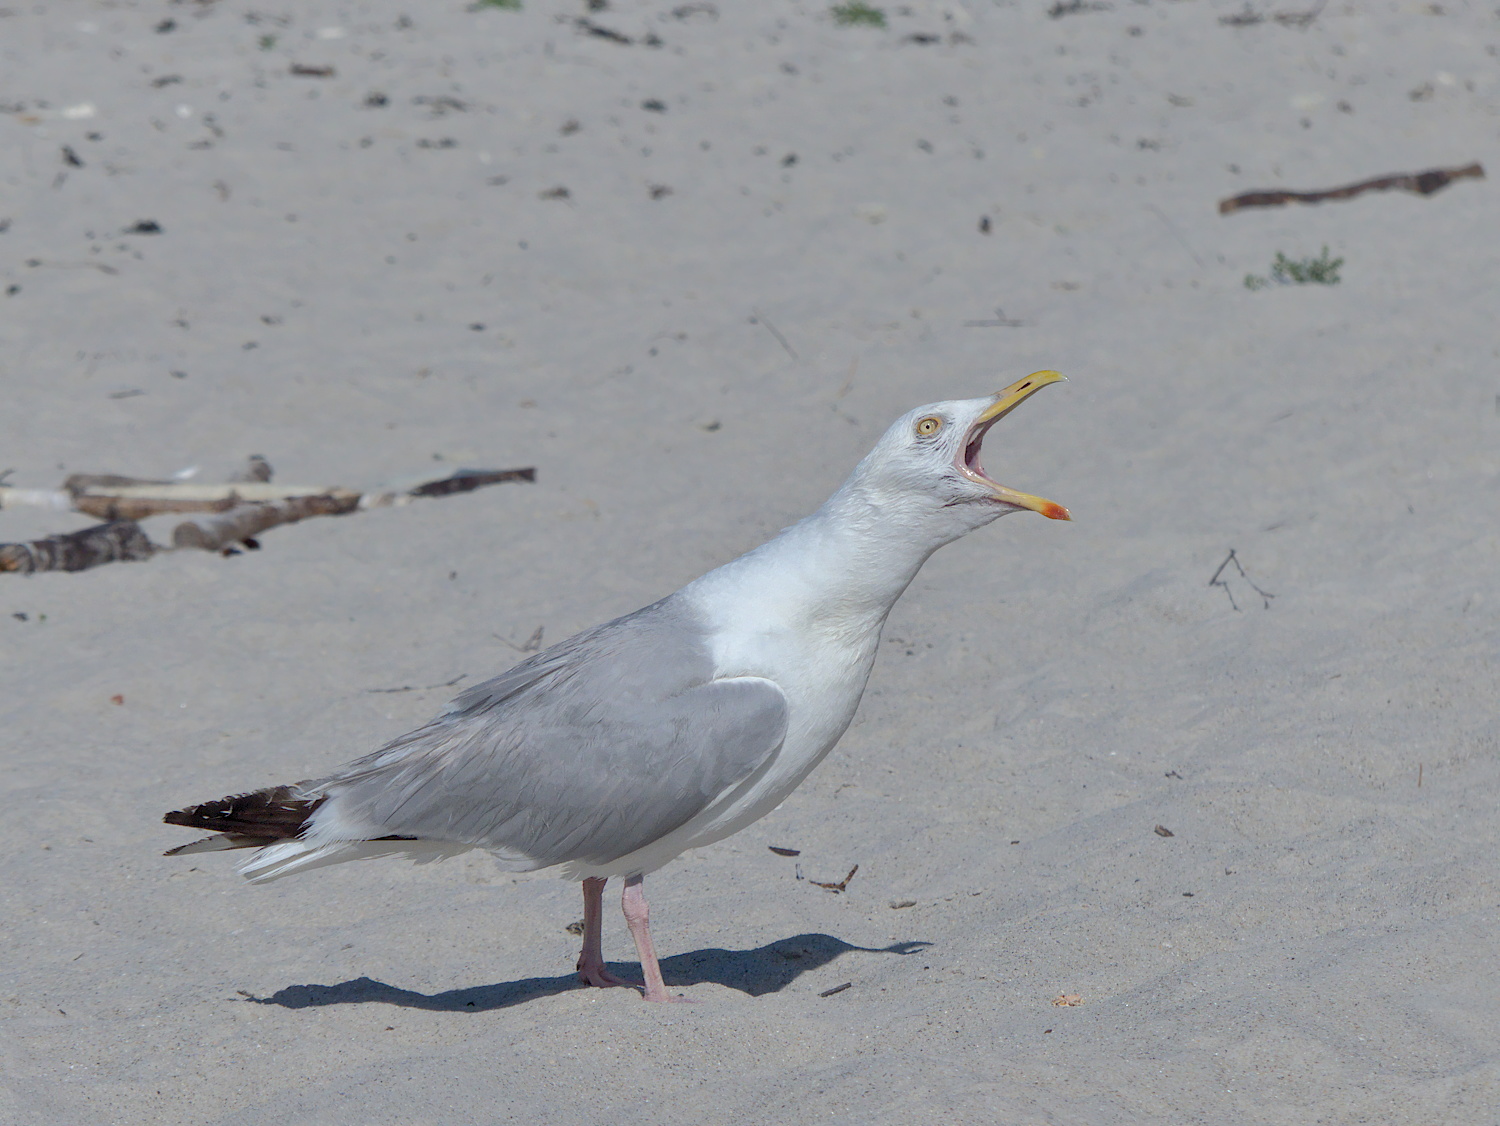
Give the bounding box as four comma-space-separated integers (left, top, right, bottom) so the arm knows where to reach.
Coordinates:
680, 477, 947, 646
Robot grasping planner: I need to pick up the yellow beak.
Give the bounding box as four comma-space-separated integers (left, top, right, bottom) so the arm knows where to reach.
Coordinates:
976, 370, 1067, 425
964, 371, 1070, 521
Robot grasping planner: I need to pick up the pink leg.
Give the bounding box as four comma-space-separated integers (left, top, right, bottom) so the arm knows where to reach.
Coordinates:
575, 876, 637, 989
621, 874, 691, 1003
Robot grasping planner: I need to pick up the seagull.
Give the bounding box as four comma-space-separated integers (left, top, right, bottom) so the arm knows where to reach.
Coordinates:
164, 372, 1069, 1002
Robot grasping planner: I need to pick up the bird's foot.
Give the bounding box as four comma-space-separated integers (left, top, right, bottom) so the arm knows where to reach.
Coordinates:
576, 959, 639, 990
576, 960, 696, 1002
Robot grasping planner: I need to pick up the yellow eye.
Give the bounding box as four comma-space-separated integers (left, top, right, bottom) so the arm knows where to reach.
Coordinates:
915, 416, 943, 437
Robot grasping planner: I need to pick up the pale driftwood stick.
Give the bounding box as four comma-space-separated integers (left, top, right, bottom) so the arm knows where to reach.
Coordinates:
1, 463, 536, 575
172, 494, 360, 552
74, 493, 238, 520
65, 473, 174, 492
0, 521, 155, 573
2, 482, 328, 516
1219, 162, 1484, 214
0, 487, 74, 512
7, 467, 533, 517
70, 483, 359, 521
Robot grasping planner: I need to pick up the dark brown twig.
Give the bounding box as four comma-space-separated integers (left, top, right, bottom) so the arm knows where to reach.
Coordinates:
1209, 549, 1274, 611
365, 673, 467, 695
963, 306, 1031, 328
496, 625, 545, 654
810, 864, 859, 893
576, 17, 631, 43
750, 309, 798, 360
1219, 162, 1484, 214
407, 467, 535, 497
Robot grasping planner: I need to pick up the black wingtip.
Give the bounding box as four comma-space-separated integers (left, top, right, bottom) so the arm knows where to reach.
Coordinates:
161, 786, 325, 840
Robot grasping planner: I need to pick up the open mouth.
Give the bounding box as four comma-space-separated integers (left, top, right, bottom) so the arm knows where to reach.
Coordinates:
962, 420, 998, 483
955, 371, 1071, 521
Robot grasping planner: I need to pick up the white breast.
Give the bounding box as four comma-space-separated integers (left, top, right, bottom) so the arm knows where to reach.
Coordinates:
569, 516, 904, 879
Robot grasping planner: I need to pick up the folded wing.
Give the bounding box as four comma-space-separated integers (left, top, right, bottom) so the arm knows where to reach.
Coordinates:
301, 598, 789, 870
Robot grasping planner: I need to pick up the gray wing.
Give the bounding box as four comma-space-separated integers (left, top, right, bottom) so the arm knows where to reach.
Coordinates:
312, 597, 788, 869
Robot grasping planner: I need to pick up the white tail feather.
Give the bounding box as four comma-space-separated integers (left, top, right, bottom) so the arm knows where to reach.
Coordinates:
236, 838, 472, 883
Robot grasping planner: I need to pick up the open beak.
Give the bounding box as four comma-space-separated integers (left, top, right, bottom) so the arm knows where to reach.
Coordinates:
957, 370, 1070, 520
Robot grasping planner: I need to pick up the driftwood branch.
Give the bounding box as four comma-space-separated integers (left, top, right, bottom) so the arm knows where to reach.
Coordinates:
64, 477, 360, 521
1, 468, 538, 519
0, 487, 74, 512
1219, 162, 1484, 214
172, 493, 361, 552
0, 521, 155, 573
1, 463, 536, 573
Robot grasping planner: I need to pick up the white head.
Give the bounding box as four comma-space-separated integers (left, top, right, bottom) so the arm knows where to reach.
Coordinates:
837, 370, 1070, 547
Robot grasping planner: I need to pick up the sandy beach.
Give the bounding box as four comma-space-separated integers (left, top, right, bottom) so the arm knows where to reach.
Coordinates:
2, 1, 1498, 1122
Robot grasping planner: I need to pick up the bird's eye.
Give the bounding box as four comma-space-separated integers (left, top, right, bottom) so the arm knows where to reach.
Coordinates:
915, 416, 943, 437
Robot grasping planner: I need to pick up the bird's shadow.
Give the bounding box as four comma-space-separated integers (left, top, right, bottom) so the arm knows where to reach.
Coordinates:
246, 934, 931, 1012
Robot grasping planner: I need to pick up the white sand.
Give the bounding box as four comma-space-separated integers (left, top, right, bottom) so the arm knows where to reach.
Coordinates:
2, 1, 1498, 1122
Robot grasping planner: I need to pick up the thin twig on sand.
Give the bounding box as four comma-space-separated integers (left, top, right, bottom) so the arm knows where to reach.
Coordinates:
1208, 548, 1274, 611
810, 864, 859, 893
750, 309, 798, 360
1219, 163, 1484, 214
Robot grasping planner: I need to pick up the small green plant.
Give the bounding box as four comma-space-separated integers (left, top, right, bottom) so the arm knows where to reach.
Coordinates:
831, 2, 887, 27
471, 0, 521, 9
258, 33, 277, 50
1244, 245, 1344, 290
